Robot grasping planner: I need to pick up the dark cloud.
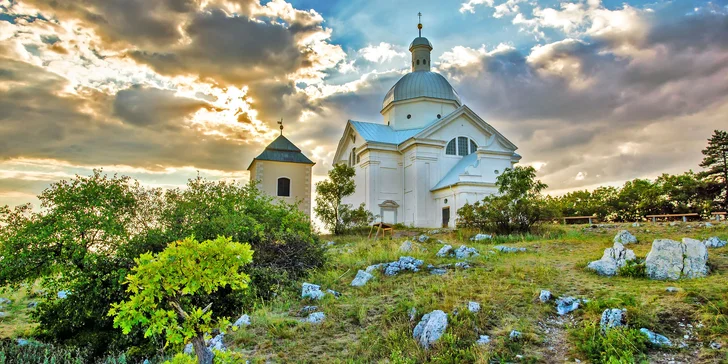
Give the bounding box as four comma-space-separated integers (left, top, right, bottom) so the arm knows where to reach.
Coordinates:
113, 85, 208, 128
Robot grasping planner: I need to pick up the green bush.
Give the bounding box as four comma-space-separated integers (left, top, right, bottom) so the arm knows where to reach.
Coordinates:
569, 322, 649, 363
617, 259, 646, 278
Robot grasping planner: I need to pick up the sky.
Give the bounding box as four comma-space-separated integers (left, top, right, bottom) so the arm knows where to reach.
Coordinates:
0, 0, 727, 209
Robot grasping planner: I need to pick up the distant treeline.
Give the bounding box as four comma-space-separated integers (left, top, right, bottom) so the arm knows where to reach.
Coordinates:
547, 170, 720, 222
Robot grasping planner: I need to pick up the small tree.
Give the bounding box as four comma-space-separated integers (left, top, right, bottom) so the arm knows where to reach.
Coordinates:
699, 130, 728, 210
314, 163, 356, 234
109, 236, 253, 364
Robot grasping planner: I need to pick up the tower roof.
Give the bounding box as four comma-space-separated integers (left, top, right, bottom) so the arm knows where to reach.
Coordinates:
247, 135, 314, 170
382, 71, 461, 110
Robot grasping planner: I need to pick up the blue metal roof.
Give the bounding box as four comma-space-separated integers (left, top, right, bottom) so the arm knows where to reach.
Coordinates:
382, 71, 461, 110
350, 121, 424, 145
248, 135, 314, 170
431, 152, 479, 190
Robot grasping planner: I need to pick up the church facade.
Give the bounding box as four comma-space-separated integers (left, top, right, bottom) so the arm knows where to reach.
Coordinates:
332, 31, 521, 228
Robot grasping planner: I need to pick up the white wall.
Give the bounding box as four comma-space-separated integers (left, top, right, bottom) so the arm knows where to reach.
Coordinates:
252, 160, 312, 216
383, 99, 457, 130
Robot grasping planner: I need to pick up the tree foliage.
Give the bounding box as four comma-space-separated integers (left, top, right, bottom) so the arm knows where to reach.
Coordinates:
109, 236, 253, 364
0, 171, 324, 360
314, 163, 356, 234
339, 203, 377, 234
457, 166, 555, 234
700, 129, 728, 209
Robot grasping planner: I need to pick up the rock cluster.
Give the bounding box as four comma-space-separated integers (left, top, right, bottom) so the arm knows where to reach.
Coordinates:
413, 310, 448, 349
454, 246, 480, 259
351, 270, 374, 287
645, 238, 708, 280
613, 230, 638, 245
703, 236, 726, 248
493, 245, 527, 253
586, 242, 636, 276
366, 256, 424, 276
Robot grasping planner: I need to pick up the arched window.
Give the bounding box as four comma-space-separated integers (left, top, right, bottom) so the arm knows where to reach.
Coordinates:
416, 59, 420, 65
445, 137, 478, 156
423, 59, 427, 65
277, 177, 290, 197
349, 147, 356, 166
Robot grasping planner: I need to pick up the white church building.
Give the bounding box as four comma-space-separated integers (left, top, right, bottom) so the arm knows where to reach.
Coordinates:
332, 26, 521, 228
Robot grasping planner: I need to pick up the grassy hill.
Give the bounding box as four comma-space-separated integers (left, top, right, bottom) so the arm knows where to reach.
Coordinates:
2, 222, 727, 363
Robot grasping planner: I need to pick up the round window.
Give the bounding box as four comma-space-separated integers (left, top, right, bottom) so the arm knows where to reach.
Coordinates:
407, 114, 412, 119
494, 170, 500, 175
444, 198, 448, 204
437, 114, 441, 119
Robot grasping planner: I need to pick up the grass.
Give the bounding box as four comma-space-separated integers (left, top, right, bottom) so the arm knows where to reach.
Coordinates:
2, 222, 727, 363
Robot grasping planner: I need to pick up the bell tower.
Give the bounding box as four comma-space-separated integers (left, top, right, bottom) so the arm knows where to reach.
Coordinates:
410, 12, 432, 72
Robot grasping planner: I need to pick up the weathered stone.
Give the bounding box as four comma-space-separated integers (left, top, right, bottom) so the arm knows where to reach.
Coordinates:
454, 245, 480, 260
183, 343, 193, 354
399, 240, 413, 252
301, 305, 318, 314
429, 268, 447, 275
665, 287, 680, 293
301, 283, 325, 300
305, 312, 325, 324
555, 297, 582, 316
705, 222, 714, 228
645, 238, 709, 280
613, 230, 638, 245
710, 341, 722, 350
476, 335, 490, 345
325, 241, 335, 247
509, 330, 522, 340
365, 263, 385, 273
539, 290, 552, 303
703, 236, 727, 248
351, 270, 374, 287
384, 256, 424, 276
632, 222, 641, 227
586, 242, 636, 276
233, 314, 251, 328
494, 245, 527, 253
467, 301, 481, 313
600, 309, 626, 330
436, 244, 453, 257
454, 262, 470, 269
413, 310, 448, 349
326, 289, 342, 298
418, 235, 429, 243
640, 328, 672, 347
470, 234, 492, 241
16, 338, 29, 346
408, 307, 417, 322
208, 333, 226, 351
0, 298, 10, 305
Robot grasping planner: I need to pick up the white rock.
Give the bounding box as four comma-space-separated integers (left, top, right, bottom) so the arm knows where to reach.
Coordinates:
470, 234, 492, 241
418, 235, 429, 243
233, 314, 251, 327
710, 341, 722, 349
467, 301, 481, 313
0, 312, 8, 318
208, 333, 226, 351
301, 283, 325, 300
600, 308, 626, 330
413, 310, 448, 349
645, 238, 709, 280
705, 222, 714, 228
556, 297, 582, 316
57, 291, 69, 299
614, 230, 638, 245
640, 328, 672, 347
365, 263, 384, 273
0, 298, 10, 305
436, 244, 453, 257
305, 312, 325, 324
408, 307, 417, 322
351, 270, 374, 287
429, 268, 447, 275
454, 245, 480, 260
16, 338, 29, 346
539, 290, 552, 303
384, 256, 424, 276
476, 335, 490, 345
494, 245, 527, 253
587, 242, 636, 276
509, 330, 522, 340
454, 262, 470, 269
183, 343, 193, 354
666, 287, 680, 293
632, 222, 641, 227
703, 236, 726, 248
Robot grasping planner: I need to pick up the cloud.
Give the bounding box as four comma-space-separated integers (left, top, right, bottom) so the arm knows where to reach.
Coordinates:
359, 42, 407, 63
460, 0, 495, 14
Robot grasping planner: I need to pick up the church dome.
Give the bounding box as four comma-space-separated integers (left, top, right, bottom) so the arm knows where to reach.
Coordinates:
382, 71, 461, 110
409, 36, 432, 50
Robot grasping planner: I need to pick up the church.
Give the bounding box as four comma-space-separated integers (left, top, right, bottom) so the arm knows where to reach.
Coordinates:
332, 22, 521, 228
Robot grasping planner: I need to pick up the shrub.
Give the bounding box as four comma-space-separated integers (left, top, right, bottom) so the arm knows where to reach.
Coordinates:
569, 321, 649, 363
617, 259, 646, 278
339, 203, 376, 235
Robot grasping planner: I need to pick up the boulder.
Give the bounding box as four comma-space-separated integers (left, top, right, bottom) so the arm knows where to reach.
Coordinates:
467, 301, 481, 313
399, 240, 413, 252
613, 230, 638, 245
476, 335, 491, 345
470, 234, 492, 241
208, 333, 226, 351
384, 256, 424, 276
586, 242, 636, 276
539, 290, 552, 303
305, 312, 325, 324
233, 314, 251, 328
301, 283, 325, 300
418, 235, 429, 243
703, 236, 726, 248
436, 244, 453, 257
454, 245, 480, 260
600, 309, 626, 330
509, 330, 522, 340
555, 297, 582, 316
494, 245, 527, 253
413, 310, 448, 349
351, 270, 374, 287
640, 328, 672, 347
645, 238, 708, 280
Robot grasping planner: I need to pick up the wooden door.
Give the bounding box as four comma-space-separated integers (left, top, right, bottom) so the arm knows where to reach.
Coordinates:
442, 207, 450, 228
